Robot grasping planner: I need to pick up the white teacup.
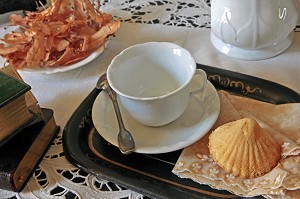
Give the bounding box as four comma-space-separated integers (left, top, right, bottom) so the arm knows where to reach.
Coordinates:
107, 42, 207, 127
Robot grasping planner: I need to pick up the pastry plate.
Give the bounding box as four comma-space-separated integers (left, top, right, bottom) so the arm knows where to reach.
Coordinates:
63, 64, 300, 199
17, 44, 106, 74
92, 81, 220, 154
0, 12, 105, 74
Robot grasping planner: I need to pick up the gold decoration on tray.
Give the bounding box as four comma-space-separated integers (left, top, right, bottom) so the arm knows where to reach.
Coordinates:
208, 74, 262, 94
79, 109, 92, 129
173, 90, 300, 198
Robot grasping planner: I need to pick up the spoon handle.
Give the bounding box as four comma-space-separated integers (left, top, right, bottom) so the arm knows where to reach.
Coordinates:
105, 84, 135, 154
106, 86, 126, 131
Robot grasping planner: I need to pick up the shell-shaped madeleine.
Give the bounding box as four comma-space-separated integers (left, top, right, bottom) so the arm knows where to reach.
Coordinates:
208, 118, 281, 179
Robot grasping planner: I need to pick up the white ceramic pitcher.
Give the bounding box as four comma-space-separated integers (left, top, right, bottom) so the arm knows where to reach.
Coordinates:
210, 0, 299, 60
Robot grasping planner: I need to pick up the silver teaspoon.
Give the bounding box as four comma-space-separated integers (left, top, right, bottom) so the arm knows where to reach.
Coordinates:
99, 74, 135, 154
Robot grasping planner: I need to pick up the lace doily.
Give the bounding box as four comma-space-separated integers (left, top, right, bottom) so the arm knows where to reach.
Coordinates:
101, 0, 211, 28
0, 0, 212, 199
173, 91, 300, 198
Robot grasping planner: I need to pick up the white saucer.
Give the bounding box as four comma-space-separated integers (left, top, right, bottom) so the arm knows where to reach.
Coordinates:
92, 81, 220, 154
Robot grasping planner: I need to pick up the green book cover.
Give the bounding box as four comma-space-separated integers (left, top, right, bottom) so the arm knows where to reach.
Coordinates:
0, 71, 31, 108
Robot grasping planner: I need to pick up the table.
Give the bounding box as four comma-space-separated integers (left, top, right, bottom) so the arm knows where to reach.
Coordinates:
1, 0, 300, 198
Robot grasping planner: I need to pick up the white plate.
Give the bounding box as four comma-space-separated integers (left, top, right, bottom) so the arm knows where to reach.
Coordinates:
92, 80, 220, 154
19, 44, 106, 74
0, 13, 105, 74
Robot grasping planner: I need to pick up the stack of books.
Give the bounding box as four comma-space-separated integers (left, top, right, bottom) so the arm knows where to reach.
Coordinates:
0, 65, 60, 192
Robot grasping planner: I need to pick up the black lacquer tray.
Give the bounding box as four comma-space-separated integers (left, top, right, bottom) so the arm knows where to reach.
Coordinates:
63, 64, 300, 199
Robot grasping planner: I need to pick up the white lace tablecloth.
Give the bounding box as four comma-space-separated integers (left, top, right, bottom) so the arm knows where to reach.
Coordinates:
1, 0, 300, 198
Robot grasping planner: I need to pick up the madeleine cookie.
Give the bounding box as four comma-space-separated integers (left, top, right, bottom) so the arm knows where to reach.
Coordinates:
208, 118, 281, 179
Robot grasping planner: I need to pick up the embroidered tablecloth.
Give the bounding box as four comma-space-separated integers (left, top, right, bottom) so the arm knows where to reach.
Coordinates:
1, 0, 300, 198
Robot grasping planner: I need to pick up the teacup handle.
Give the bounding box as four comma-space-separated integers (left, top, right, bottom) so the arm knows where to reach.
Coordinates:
190, 69, 207, 96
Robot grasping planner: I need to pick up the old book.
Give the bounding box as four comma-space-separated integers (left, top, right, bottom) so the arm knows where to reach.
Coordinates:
0, 108, 60, 192
0, 70, 34, 145
0, 65, 44, 123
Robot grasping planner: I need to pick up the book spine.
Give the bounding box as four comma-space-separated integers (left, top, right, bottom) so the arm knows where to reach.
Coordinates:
0, 109, 60, 192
